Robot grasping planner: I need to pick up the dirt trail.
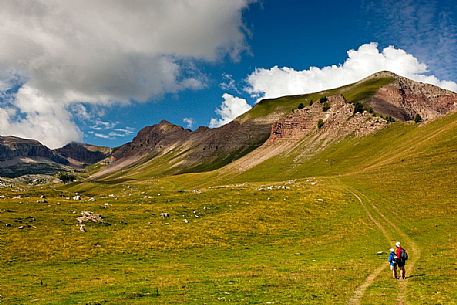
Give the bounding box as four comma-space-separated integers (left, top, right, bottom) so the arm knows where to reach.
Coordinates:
346, 191, 393, 305
347, 190, 420, 305
356, 192, 421, 305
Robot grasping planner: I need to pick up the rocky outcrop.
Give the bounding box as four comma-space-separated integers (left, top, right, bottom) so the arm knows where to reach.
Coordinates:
55, 143, 110, 167
270, 95, 388, 152
269, 95, 387, 143
368, 72, 457, 121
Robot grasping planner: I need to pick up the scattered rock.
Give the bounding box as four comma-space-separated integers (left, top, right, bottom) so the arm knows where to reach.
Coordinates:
72, 195, 81, 201
37, 199, 48, 203
77, 211, 104, 224
108, 194, 115, 198
160, 212, 170, 218
377, 251, 385, 255
88, 197, 96, 201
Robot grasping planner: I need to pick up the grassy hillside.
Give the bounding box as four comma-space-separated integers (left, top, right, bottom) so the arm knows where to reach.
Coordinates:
0, 112, 455, 304
239, 76, 394, 121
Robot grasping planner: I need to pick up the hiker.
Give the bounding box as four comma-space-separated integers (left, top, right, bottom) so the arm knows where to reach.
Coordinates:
388, 248, 398, 279
395, 241, 408, 279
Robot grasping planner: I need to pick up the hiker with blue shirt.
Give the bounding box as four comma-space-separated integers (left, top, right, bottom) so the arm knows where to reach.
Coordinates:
388, 248, 398, 279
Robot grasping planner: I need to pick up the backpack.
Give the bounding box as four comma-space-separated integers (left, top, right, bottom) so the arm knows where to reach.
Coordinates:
400, 249, 408, 261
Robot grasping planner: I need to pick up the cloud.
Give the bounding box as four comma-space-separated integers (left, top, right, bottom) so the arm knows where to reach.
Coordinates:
209, 93, 252, 128
246, 42, 457, 101
0, 0, 253, 148
90, 119, 118, 131
219, 73, 240, 93
89, 126, 135, 140
363, 0, 457, 81
183, 117, 194, 129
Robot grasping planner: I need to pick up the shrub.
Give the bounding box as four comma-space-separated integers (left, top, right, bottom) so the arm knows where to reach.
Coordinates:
353, 102, 364, 114
317, 119, 324, 129
414, 113, 422, 123
57, 172, 76, 183
386, 116, 395, 123
309, 100, 314, 106
298, 102, 305, 109
322, 102, 330, 112
319, 96, 328, 104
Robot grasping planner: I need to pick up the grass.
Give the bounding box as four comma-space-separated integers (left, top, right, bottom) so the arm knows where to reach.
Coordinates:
0, 111, 455, 304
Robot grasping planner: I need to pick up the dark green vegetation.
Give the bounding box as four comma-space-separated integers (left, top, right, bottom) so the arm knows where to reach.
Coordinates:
57, 172, 77, 183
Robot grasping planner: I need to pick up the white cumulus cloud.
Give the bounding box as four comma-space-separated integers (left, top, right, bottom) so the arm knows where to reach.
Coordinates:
209, 93, 252, 128
0, 0, 253, 148
246, 42, 457, 101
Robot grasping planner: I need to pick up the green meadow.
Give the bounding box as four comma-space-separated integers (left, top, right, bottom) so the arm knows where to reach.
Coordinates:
1, 112, 456, 304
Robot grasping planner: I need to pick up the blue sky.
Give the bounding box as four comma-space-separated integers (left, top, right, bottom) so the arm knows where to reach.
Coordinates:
0, 0, 456, 148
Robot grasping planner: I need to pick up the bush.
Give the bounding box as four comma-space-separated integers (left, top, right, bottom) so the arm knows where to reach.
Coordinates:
353, 102, 364, 114
57, 172, 76, 183
414, 113, 422, 123
322, 102, 330, 112
317, 119, 324, 129
319, 96, 328, 104
298, 102, 305, 109
309, 100, 314, 106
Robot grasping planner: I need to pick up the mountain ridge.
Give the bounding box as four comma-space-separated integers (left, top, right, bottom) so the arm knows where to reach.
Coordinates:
90, 71, 457, 180
1, 71, 456, 179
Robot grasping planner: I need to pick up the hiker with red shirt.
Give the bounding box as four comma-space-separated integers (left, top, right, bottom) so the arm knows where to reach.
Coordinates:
395, 241, 408, 279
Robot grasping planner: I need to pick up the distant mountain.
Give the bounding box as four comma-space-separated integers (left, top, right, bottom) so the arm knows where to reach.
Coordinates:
0, 137, 111, 177
54, 142, 111, 168
0, 136, 69, 177
91, 71, 457, 180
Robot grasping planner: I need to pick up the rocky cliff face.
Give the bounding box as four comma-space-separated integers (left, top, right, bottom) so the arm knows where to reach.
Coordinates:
367, 72, 457, 121
0, 136, 68, 164
55, 143, 111, 167
0, 136, 69, 177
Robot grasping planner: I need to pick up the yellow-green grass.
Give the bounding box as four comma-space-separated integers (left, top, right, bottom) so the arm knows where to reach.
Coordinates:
2, 179, 393, 304
1, 111, 455, 304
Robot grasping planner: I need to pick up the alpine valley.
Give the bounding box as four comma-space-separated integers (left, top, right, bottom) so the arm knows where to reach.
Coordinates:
1, 71, 456, 304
